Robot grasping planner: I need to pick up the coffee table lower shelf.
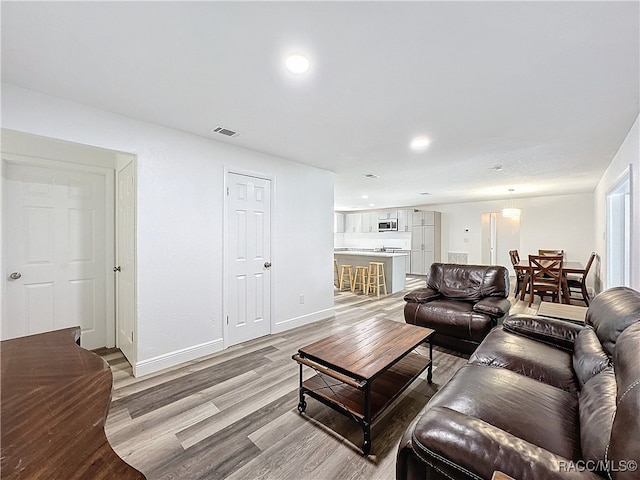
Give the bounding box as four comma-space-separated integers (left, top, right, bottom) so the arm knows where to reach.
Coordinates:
293, 351, 431, 455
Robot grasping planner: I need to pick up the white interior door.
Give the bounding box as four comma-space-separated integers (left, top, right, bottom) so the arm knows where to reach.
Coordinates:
116, 161, 136, 363
225, 172, 271, 347
3, 160, 112, 349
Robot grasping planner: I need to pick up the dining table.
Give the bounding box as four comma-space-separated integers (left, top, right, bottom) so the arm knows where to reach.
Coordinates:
513, 259, 585, 304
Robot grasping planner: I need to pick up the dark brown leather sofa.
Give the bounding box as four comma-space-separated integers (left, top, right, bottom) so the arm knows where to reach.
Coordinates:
404, 263, 511, 354
397, 286, 640, 480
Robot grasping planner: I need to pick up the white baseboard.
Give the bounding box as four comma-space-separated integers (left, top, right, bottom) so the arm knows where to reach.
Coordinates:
273, 308, 335, 334
133, 338, 223, 377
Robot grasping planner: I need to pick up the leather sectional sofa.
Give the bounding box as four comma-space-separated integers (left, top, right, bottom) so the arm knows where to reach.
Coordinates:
404, 263, 512, 354
397, 286, 640, 480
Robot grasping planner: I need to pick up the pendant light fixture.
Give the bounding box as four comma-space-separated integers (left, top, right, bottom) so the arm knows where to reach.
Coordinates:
502, 189, 521, 218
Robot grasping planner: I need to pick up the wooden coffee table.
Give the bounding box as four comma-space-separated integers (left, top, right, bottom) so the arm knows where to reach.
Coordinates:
292, 318, 434, 455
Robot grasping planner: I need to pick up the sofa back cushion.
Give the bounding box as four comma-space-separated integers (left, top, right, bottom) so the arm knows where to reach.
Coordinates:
578, 368, 616, 468
608, 322, 640, 480
427, 263, 509, 302
573, 327, 610, 388
586, 286, 640, 357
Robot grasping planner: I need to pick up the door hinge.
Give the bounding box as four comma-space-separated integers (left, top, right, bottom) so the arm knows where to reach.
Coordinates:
226, 187, 230, 196
131, 330, 134, 342
226, 315, 229, 325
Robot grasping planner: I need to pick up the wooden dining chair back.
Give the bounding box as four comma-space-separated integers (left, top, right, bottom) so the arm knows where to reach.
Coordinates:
538, 249, 564, 257
509, 250, 524, 296
528, 254, 564, 307
567, 252, 596, 306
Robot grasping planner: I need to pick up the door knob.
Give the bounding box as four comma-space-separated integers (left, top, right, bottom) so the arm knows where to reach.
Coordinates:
264, 262, 272, 269
9, 272, 22, 280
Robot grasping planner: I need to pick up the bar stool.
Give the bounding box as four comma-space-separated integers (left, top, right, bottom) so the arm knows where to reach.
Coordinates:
352, 265, 369, 294
367, 262, 387, 297
334, 259, 339, 287
339, 264, 354, 291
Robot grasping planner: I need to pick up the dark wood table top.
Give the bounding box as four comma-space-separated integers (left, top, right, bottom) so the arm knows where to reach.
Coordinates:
1, 327, 145, 480
514, 259, 585, 274
298, 318, 434, 381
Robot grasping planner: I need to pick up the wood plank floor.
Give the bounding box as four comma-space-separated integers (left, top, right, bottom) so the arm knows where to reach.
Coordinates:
101, 276, 536, 480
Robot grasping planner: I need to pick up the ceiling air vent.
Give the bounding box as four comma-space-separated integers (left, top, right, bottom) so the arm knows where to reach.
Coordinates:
364, 173, 380, 179
212, 126, 240, 138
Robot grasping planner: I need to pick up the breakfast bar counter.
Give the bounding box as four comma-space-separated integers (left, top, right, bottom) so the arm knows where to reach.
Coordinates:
334, 251, 407, 293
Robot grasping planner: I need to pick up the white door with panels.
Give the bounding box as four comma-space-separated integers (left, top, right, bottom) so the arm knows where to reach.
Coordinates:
116, 161, 136, 363
3, 160, 112, 349
225, 172, 272, 347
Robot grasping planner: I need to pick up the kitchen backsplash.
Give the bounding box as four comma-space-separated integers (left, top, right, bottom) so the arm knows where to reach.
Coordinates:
334, 232, 411, 250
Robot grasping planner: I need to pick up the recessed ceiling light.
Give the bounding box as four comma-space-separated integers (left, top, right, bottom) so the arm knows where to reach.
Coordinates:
285, 54, 310, 74
361, 195, 369, 199
410, 136, 431, 151
368, 203, 375, 207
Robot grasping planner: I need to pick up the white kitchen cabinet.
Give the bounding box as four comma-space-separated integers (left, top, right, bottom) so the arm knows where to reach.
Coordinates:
361, 212, 378, 233
378, 210, 398, 220
334, 213, 345, 233
410, 211, 441, 275
397, 209, 411, 232
345, 212, 362, 233
411, 210, 435, 226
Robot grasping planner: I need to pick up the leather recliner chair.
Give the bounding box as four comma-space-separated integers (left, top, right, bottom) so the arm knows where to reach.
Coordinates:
404, 263, 512, 354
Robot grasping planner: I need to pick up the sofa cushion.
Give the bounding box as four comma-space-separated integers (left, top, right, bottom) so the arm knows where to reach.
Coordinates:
573, 327, 610, 388
427, 263, 509, 301
409, 407, 601, 480
408, 300, 494, 342
423, 364, 581, 461
469, 328, 579, 394
503, 314, 582, 351
578, 368, 616, 466
608, 322, 640, 480
586, 286, 640, 356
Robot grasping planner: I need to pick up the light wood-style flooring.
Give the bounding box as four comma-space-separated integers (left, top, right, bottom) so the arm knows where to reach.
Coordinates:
100, 276, 536, 480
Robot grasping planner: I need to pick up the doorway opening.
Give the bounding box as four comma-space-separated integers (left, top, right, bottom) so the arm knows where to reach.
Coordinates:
606, 168, 631, 288
1, 130, 136, 366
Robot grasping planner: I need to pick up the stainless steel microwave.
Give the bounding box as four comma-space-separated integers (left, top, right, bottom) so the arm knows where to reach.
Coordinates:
378, 220, 398, 232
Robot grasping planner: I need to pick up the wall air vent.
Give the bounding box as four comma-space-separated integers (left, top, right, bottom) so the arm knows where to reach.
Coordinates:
212, 126, 241, 138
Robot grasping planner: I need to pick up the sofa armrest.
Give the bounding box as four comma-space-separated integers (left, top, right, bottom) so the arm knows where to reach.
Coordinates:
404, 287, 440, 303
407, 406, 602, 480
473, 297, 512, 318
503, 314, 583, 351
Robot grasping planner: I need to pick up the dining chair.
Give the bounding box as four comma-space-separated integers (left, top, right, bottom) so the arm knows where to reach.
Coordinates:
567, 252, 596, 306
509, 250, 525, 296
528, 254, 564, 307
538, 249, 564, 257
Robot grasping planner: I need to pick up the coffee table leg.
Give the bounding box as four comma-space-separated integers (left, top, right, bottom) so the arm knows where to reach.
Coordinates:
427, 340, 433, 384
362, 423, 371, 455
297, 363, 307, 413
362, 383, 372, 455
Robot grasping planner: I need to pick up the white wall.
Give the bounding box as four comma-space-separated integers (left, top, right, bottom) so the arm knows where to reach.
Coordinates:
594, 115, 640, 291
417, 193, 596, 286
1, 84, 335, 376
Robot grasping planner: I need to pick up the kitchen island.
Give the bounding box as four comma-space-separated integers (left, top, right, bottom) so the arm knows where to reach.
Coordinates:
334, 251, 408, 294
